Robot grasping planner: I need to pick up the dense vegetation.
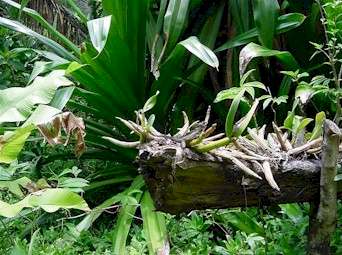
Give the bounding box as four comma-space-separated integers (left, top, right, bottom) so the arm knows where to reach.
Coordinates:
0, 0, 341, 254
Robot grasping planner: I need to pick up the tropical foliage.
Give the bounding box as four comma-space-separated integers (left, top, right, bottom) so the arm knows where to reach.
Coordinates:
0, 0, 341, 254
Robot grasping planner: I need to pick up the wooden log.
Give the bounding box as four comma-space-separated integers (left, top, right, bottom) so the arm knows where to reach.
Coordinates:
138, 140, 342, 214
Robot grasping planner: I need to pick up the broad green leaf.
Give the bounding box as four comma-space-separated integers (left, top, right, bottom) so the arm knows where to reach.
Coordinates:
225, 211, 265, 236
284, 111, 295, 129
243, 82, 267, 90
69, 10, 147, 117
163, 0, 190, 53
239, 43, 299, 75
279, 204, 303, 224
229, 0, 251, 34
310, 112, 326, 141
294, 117, 313, 135
0, 188, 89, 218
49, 87, 75, 110
29, 188, 89, 213
253, 0, 280, 48
0, 105, 61, 164
28, 60, 68, 84
0, 125, 35, 164
87, 16, 111, 53
216, 13, 306, 52
59, 178, 89, 189
101, 0, 149, 103
214, 87, 242, 103
295, 84, 315, 104
0, 70, 72, 123
180, 36, 219, 70
141, 192, 169, 255
233, 99, 259, 137
24, 105, 61, 126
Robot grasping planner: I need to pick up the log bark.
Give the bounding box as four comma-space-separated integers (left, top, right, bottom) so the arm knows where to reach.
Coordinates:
308, 120, 341, 255
138, 138, 342, 215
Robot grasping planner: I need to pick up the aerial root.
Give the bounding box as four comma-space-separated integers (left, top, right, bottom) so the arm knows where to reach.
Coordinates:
214, 150, 262, 180
102, 136, 140, 148
261, 161, 280, 191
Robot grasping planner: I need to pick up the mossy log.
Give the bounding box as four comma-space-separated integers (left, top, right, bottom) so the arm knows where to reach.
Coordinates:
138, 140, 342, 214
103, 108, 342, 215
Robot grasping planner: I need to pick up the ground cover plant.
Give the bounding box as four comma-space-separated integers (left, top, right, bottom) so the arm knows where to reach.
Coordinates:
0, 0, 341, 254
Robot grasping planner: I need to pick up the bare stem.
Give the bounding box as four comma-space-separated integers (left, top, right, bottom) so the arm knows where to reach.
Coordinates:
193, 137, 230, 153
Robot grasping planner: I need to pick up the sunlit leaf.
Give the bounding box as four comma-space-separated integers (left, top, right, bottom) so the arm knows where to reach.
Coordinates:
180, 36, 219, 70
0, 188, 89, 218
143, 91, 160, 113
295, 84, 315, 104
0, 70, 72, 123
284, 111, 295, 130
294, 117, 313, 135
239, 43, 299, 75
214, 87, 242, 103
310, 112, 326, 141
87, 16, 111, 53
0, 125, 35, 164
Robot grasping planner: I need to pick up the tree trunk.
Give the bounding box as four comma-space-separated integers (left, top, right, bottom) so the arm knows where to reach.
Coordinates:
308, 120, 341, 255
26, 0, 87, 44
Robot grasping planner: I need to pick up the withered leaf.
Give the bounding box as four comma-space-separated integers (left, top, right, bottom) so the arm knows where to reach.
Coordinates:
37, 112, 86, 157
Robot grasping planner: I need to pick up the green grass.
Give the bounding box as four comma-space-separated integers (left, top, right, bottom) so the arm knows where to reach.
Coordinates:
1, 203, 341, 255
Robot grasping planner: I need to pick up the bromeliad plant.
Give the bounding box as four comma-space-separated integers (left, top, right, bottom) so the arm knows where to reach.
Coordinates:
0, 0, 330, 253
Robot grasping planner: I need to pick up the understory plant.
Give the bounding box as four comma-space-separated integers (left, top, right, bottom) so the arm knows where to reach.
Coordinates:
0, 0, 340, 253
